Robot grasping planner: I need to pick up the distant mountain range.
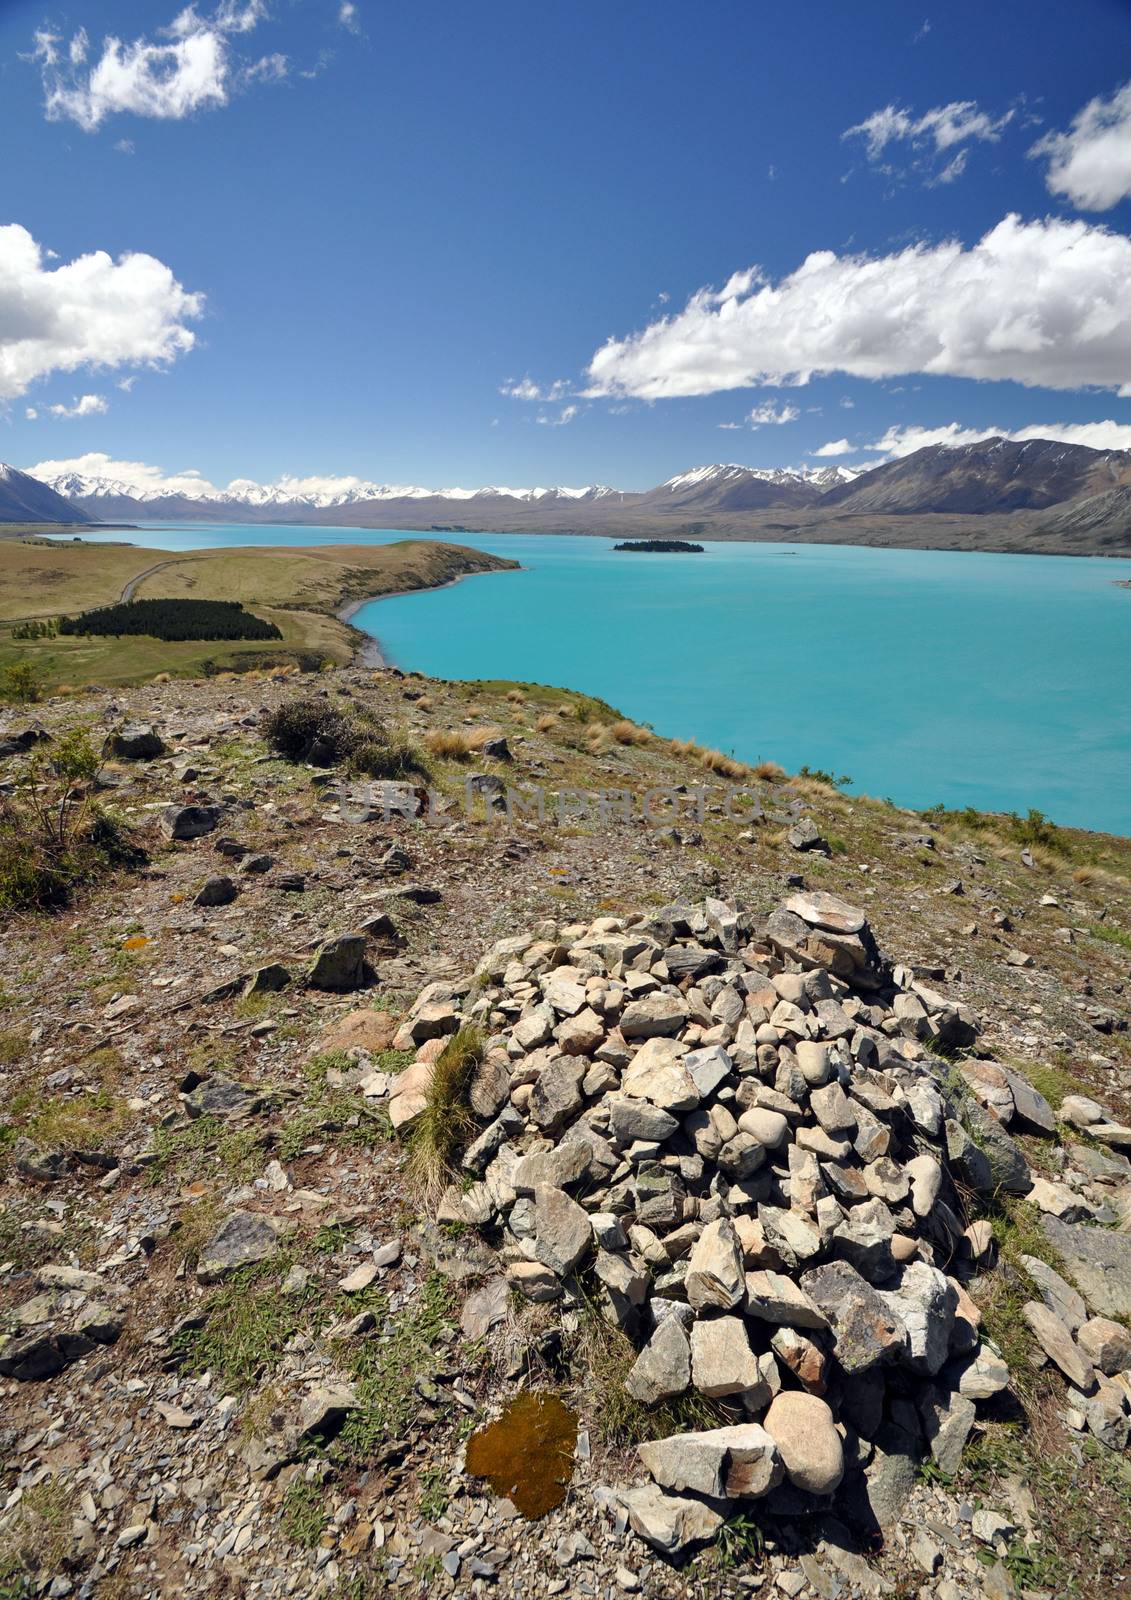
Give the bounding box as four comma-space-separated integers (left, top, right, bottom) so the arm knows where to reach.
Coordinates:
5, 441, 1131, 551
27, 460, 861, 524
0, 463, 91, 525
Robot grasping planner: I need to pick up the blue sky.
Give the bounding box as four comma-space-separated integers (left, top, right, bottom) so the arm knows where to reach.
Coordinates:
3, 0, 1131, 493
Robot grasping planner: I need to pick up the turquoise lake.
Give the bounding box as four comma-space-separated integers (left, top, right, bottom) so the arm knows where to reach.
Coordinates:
75, 523, 1131, 834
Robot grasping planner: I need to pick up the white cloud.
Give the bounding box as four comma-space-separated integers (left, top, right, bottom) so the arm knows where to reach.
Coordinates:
45, 393, 109, 419
117, 376, 137, 392
748, 400, 799, 426
845, 99, 1012, 160
25, 407, 38, 421
586, 214, 1131, 400
813, 438, 854, 456
0, 223, 202, 402
865, 419, 1131, 458
339, 2, 360, 30
500, 376, 572, 402
719, 400, 800, 430
25, 451, 221, 496
1032, 79, 1131, 212
32, 0, 279, 131
536, 404, 579, 427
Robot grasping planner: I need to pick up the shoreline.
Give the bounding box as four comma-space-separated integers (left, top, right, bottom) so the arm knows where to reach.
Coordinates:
336, 564, 522, 670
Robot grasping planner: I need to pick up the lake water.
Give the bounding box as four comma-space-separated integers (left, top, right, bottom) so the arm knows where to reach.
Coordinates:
72, 522, 1131, 834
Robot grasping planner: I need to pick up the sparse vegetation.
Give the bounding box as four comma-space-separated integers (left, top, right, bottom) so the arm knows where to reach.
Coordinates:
336, 1273, 457, 1463
171, 1257, 315, 1391
280, 1478, 328, 1548
0, 727, 143, 913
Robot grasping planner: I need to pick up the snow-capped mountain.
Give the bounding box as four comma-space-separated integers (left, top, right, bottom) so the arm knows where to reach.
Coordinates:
659, 463, 859, 494
37, 470, 623, 511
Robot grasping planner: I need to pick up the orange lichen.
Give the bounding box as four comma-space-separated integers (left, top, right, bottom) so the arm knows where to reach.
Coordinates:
465, 1392, 578, 1519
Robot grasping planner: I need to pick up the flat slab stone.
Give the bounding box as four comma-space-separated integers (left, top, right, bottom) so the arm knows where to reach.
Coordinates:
783, 891, 867, 935
1040, 1215, 1131, 1319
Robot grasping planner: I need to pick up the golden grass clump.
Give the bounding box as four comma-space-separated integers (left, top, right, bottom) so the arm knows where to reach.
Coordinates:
672, 738, 748, 781
424, 725, 506, 760
424, 728, 475, 759
535, 713, 559, 734
506, 688, 526, 705
751, 759, 786, 782
611, 719, 651, 746
407, 1024, 485, 1196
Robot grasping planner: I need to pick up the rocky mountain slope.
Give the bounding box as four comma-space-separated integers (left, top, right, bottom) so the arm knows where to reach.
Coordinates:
822, 438, 1131, 516
0, 464, 91, 526
1035, 484, 1131, 546
1, 664, 1130, 1599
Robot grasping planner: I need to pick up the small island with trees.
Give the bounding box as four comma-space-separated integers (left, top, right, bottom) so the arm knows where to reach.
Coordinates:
612, 538, 704, 553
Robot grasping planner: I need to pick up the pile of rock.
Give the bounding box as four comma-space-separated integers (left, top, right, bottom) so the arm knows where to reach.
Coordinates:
389, 891, 1131, 1555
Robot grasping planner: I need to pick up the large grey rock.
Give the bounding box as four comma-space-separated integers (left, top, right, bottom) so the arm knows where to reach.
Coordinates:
686, 1218, 745, 1311
1001, 1067, 1057, 1135
783, 890, 866, 934
307, 934, 367, 991
690, 1315, 763, 1399
786, 817, 827, 853
919, 1387, 976, 1476
905, 1153, 942, 1218
594, 1250, 649, 1329
877, 1262, 956, 1376
164, 804, 221, 840
962, 1100, 1032, 1195
1077, 1316, 1131, 1376
529, 1057, 586, 1132
110, 723, 166, 759
638, 1424, 781, 1500
197, 1211, 281, 1283
621, 1037, 698, 1110
832, 1198, 897, 1283
762, 1392, 843, 1495
684, 1045, 732, 1098
531, 1185, 591, 1276
613, 1484, 723, 1555
746, 1270, 830, 1333
619, 993, 688, 1040
606, 1094, 680, 1144
943, 1344, 1011, 1401
625, 1314, 690, 1405
194, 874, 238, 908
943, 1118, 994, 1195
800, 1261, 907, 1374
1040, 1216, 1131, 1319
512, 1143, 591, 1193
1022, 1301, 1095, 1391
0, 1329, 95, 1380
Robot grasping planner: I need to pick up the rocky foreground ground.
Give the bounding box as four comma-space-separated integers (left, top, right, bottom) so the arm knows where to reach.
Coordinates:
1, 664, 1130, 1600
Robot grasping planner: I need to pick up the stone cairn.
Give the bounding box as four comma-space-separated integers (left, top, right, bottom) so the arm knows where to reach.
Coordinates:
389, 893, 1131, 1557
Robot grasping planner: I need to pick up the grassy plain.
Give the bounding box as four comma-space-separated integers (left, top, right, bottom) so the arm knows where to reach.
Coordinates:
0, 536, 515, 690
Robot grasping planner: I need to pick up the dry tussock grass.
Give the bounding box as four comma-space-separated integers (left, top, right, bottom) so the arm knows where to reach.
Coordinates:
535, 713, 559, 734
671, 738, 748, 781
611, 719, 651, 746
424, 724, 505, 760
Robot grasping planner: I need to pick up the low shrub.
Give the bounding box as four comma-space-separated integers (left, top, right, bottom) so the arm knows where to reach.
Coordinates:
0, 662, 42, 704
0, 727, 143, 913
